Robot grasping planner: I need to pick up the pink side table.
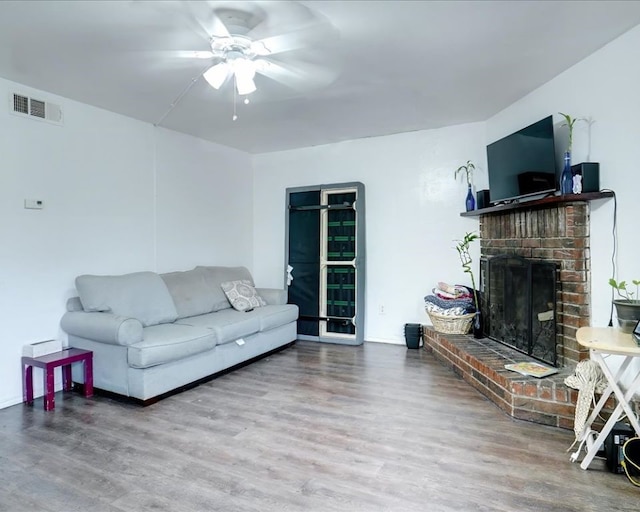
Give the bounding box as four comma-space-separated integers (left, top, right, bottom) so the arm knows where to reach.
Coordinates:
22, 348, 93, 411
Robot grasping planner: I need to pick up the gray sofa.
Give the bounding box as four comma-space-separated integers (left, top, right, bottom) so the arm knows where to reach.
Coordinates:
61, 266, 298, 402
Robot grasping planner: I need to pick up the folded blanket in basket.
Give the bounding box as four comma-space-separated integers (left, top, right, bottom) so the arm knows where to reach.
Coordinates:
435, 282, 473, 300
424, 294, 475, 312
432, 288, 473, 301
425, 301, 470, 316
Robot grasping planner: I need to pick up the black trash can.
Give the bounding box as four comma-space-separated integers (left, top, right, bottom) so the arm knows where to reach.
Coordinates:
404, 323, 423, 349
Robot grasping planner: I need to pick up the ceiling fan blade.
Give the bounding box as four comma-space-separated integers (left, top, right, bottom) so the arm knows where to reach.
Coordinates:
252, 24, 336, 56
141, 50, 214, 60
255, 58, 339, 92
190, 50, 215, 59
205, 8, 232, 38
128, 47, 217, 68
248, 8, 338, 56
123, 50, 214, 74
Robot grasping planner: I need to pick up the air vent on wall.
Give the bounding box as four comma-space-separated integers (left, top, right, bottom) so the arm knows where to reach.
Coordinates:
10, 93, 63, 125
30, 98, 45, 118
13, 93, 28, 114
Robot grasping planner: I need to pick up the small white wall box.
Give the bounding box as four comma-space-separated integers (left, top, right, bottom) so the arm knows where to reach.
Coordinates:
22, 339, 63, 358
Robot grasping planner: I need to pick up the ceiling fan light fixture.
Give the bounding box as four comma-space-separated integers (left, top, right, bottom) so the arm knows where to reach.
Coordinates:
235, 74, 257, 95
203, 62, 229, 89
231, 58, 257, 95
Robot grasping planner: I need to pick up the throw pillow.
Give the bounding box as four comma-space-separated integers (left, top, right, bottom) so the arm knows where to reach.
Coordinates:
221, 280, 267, 312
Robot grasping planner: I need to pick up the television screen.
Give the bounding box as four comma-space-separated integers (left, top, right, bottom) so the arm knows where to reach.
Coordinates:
486, 115, 557, 204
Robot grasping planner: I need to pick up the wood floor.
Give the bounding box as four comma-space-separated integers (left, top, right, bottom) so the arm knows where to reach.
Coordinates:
1, 341, 637, 511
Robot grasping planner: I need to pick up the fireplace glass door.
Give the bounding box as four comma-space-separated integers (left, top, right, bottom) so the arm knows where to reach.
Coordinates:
480, 255, 558, 366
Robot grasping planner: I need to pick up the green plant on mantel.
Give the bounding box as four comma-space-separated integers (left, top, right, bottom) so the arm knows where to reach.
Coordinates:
609, 278, 640, 302
454, 160, 475, 186
455, 231, 479, 312
559, 112, 581, 152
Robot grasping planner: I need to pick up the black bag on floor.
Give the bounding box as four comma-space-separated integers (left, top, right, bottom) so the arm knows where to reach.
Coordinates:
621, 437, 640, 485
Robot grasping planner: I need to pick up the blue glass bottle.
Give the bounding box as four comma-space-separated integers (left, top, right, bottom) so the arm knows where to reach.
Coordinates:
560, 151, 573, 195
465, 184, 475, 211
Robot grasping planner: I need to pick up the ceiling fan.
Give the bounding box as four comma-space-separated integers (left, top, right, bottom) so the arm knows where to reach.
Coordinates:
145, 1, 340, 122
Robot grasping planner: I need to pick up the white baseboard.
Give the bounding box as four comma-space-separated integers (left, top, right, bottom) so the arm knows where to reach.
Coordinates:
0, 395, 24, 410
365, 337, 405, 345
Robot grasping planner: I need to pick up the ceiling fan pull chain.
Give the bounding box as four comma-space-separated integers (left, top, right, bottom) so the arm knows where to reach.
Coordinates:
155, 64, 211, 127
232, 75, 238, 121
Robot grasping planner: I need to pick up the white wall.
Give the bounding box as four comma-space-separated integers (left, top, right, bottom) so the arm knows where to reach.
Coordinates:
0, 78, 252, 409
252, 123, 487, 345
154, 127, 253, 272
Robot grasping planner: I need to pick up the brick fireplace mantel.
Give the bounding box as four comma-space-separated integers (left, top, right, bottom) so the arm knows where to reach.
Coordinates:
460, 191, 613, 218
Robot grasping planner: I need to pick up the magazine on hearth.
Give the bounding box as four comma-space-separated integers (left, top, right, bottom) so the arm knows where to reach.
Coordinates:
504, 361, 558, 378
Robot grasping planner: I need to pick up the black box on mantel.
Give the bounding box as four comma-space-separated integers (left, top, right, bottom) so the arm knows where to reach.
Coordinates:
476, 189, 490, 209
571, 162, 600, 193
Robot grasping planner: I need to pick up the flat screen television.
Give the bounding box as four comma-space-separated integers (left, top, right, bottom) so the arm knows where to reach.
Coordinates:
486, 115, 557, 204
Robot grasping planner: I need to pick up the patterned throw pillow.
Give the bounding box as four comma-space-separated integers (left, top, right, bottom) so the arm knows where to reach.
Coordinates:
220, 280, 267, 312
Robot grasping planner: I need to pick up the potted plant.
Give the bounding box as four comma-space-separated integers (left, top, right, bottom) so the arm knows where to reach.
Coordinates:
455, 160, 476, 212
559, 112, 579, 153
609, 278, 640, 333
558, 112, 580, 194
455, 231, 482, 338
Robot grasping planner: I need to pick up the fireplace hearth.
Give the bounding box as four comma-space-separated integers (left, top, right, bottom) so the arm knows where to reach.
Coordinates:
480, 255, 558, 366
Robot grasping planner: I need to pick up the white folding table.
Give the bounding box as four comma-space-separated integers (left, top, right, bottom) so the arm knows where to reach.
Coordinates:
572, 327, 640, 470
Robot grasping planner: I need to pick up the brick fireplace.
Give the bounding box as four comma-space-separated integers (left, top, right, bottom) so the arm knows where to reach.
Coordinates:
480, 201, 591, 366
423, 194, 613, 428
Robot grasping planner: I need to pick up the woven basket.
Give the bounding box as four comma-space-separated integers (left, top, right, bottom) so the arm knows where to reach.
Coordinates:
426, 310, 475, 335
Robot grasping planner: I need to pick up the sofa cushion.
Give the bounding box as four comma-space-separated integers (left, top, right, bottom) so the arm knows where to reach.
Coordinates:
66, 296, 84, 312
175, 309, 260, 345
76, 272, 178, 327
221, 280, 267, 312
161, 269, 214, 319
255, 288, 287, 306
196, 266, 254, 312
128, 323, 217, 368
246, 304, 299, 332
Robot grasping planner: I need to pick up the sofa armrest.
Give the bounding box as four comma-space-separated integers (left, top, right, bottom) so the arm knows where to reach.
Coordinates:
61, 311, 143, 346
256, 288, 287, 306
66, 296, 84, 312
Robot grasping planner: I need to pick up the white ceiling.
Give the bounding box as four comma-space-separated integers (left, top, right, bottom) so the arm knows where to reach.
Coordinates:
1, 1, 639, 153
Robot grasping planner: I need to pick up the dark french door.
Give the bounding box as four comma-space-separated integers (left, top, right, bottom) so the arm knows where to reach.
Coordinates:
286, 182, 365, 345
